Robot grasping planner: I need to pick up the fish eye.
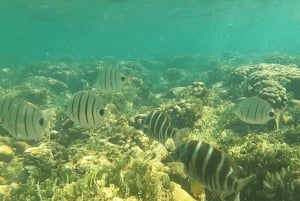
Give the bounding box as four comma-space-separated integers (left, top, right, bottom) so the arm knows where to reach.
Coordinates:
268, 111, 275, 117
121, 76, 126, 82
39, 118, 44, 126
99, 108, 105, 116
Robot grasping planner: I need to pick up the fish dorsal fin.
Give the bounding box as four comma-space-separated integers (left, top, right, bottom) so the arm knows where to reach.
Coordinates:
236, 97, 247, 102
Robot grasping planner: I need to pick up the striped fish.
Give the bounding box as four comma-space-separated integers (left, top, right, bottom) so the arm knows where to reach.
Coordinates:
142, 110, 186, 146
233, 97, 278, 129
171, 140, 255, 201
95, 67, 127, 93
65, 91, 107, 127
0, 97, 50, 140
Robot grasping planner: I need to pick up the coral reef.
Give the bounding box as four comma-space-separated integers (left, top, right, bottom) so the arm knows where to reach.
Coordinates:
228, 63, 300, 109
1, 55, 300, 201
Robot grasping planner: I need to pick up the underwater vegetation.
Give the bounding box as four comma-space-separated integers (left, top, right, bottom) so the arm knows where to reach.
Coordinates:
1, 55, 300, 201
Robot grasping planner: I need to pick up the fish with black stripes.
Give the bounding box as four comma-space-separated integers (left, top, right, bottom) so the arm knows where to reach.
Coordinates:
0, 97, 51, 140
65, 91, 107, 127
232, 96, 279, 129
171, 140, 255, 201
95, 66, 127, 93
142, 110, 187, 147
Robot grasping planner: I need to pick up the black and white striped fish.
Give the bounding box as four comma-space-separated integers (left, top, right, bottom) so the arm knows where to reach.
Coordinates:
65, 91, 107, 127
142, 110, 186, 146
233, 96, 279, 129
171, 140, 255, 201
0, 97, 51, 140
95, 67, 127, 93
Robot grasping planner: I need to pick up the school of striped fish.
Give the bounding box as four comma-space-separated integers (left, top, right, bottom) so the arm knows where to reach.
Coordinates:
0, 65, 289, 201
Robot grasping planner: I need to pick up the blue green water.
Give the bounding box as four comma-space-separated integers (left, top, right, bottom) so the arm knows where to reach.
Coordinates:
1, 0, 300, 63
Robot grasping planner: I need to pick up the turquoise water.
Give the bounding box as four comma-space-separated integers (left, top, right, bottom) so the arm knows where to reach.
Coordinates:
1, 0, 300, 63
1, 1, 300, 201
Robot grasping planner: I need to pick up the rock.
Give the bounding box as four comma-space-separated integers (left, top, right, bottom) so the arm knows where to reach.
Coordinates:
0, 145, 14, 162
171, 182, 196, 201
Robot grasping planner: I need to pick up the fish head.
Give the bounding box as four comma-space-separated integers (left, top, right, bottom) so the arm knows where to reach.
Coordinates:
96, 106, 107, 118
265, 108, 279, 128
39, 108, 53, 131
120, 73, 126, 83
267, 109, 276, 119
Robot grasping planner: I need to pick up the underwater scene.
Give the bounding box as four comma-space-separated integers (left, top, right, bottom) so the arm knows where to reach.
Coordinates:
1, 0, 300, 201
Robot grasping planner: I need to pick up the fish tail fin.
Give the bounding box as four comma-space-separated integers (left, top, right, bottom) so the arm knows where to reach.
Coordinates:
237, 174, 256, 193
174, 127, 189, 147
232, 192, 240, 201
230, 174, 255, 201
